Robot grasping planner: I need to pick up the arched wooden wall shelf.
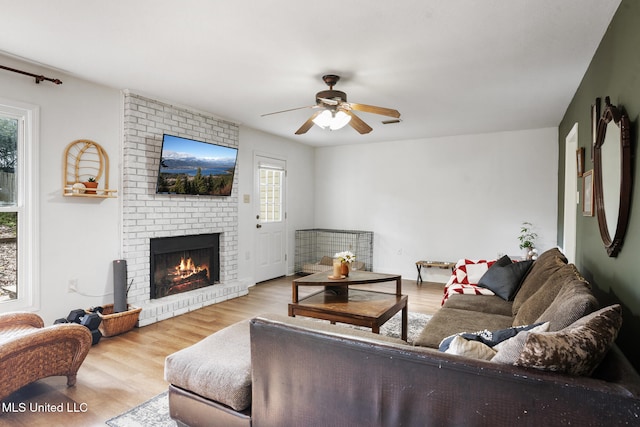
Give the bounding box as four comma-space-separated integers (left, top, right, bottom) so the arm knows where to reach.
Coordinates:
62, 139, 117, 198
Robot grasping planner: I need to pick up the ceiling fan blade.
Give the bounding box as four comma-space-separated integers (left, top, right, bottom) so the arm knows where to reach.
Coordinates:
261, 105, 316, 117
295, 111, 322, 135
344, 111, 373, 134
347, 103, 401, 118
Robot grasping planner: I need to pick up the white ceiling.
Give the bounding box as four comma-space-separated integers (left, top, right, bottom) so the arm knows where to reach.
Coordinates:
0, 0, 621, 147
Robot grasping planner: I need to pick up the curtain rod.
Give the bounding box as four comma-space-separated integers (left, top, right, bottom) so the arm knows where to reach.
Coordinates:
0, 64, 62, 85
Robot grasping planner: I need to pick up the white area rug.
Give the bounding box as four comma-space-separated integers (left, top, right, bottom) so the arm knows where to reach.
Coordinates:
105, 391, 173, 427
377, 311, 431, 344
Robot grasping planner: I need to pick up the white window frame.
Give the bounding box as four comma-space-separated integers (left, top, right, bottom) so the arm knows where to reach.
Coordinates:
0, 98, 39, 312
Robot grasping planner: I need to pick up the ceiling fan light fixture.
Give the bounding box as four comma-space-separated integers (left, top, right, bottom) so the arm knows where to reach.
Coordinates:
312, 109, 351, 130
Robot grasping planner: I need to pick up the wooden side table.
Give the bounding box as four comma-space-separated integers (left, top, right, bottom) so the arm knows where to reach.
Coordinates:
415, 260, 456, 285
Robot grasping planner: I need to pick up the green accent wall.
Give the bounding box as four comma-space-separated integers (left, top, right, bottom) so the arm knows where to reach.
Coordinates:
558, 0, 640, 370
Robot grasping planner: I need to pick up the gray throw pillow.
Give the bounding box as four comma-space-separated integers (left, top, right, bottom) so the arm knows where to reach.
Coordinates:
477, 256, 533, 301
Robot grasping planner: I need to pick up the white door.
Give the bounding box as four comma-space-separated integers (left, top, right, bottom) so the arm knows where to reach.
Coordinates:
254, 154, 287, 282
562, 123, 578, 263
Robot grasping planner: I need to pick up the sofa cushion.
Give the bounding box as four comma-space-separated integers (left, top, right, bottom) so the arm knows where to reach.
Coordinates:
477, 256, 534, 301
414, 308, 513, 348
442, 259, 499, 305
447, 259, 497, 286
443, 293, 513, 316
439, 322, 546, 352
511, 254, 567, 323
515, 305, 623, 376
444, 335, 497, 360
512, 263, 582, 326
164, 320, 252, 411
493, 305, 622, 375
512, 251, 567, 316
489, 322, 551, 363
536, 276, 598, 331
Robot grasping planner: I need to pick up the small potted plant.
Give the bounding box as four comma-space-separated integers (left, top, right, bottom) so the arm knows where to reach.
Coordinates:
82, 176, 99, 194
334, 250, 356, 277
518, 222, 538, 260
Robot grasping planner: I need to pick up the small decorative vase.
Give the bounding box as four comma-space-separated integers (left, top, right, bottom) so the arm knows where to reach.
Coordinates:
340, 262, 350, 277
523, 247, 535, 260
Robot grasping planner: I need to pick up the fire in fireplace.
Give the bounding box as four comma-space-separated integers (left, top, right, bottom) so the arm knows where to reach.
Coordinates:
150, 234, 220, 299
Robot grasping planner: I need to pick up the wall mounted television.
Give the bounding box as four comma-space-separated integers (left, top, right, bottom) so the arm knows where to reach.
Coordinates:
156, 134, 238, 196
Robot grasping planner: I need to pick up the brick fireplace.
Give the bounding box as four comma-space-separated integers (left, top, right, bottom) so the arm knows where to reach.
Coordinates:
122, 93, 247, 326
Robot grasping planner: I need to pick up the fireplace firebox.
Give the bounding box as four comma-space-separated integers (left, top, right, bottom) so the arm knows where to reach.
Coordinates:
150, 234, 220, 299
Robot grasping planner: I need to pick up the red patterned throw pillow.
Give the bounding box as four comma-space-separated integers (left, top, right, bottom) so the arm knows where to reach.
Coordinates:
442, 259, 497, 305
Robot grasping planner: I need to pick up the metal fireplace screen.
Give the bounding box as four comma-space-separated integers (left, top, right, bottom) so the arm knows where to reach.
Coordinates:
295, 229, 373, 275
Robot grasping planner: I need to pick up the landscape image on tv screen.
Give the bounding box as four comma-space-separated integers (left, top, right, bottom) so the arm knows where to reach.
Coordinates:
156, 134, 238, 196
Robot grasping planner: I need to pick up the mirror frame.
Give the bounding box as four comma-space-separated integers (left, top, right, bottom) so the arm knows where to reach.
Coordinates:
592, 97, 632, 257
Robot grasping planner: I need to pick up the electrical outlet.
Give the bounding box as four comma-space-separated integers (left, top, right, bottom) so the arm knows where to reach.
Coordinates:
68, 279, 78, 293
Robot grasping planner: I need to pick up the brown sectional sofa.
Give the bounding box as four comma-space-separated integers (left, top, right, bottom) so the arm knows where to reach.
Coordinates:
415, 248, 597, 348
164, 248, 640, 426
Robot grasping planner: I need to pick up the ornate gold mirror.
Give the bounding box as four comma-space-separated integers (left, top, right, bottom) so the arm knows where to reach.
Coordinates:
593, 97, 632, 257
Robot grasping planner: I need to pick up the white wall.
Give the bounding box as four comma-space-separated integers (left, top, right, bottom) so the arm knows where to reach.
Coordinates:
314, 128, 559, 282
0, 54, 122, 324
237, 126, 315, 284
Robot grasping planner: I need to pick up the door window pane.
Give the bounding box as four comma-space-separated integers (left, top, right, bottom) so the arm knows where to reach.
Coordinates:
259, 168, 283, 222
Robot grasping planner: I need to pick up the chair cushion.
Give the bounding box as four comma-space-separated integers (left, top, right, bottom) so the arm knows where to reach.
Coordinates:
164, 320, 252, 411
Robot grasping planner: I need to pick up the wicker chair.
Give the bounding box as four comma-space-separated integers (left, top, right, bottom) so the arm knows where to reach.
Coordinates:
0, 311, 92, 401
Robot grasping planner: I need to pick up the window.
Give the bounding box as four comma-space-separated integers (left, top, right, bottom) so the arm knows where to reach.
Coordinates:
259, 167, 284, 223
0, 99, 38, 311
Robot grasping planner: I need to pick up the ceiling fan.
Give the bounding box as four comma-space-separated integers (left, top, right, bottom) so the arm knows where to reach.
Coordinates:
261, 74, 401, 135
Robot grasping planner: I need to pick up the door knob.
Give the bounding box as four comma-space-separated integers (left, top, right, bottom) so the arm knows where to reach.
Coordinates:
256, 224, 262, 228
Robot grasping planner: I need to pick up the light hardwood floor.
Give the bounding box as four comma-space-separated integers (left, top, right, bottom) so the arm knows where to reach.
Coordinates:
0, 275, 444, 427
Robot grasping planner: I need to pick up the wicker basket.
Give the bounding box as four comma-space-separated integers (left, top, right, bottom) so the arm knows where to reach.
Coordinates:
87, 304, 141, 337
